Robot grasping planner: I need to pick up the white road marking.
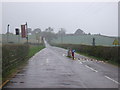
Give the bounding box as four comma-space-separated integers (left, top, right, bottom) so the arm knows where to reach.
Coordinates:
63, 54, 65, 56
105, 76, 120, 84
85, 65, 98, 72
46, 59, 49, 63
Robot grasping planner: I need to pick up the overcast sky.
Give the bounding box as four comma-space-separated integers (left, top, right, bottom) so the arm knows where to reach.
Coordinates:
2, 2, 118, 36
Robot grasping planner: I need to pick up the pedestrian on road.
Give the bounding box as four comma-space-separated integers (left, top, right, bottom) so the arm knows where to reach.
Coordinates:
72, 49, 75, 60
67, 48, 70, 57
67, 48, 72, 58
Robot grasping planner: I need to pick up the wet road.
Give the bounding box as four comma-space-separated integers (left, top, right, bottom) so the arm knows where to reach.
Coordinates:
4, 41, 119, 88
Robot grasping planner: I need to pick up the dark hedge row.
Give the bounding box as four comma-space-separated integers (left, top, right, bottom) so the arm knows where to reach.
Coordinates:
2, 44, 29, 80
51, 44, 119, 64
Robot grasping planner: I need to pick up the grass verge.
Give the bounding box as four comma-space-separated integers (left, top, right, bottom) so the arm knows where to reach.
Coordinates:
28, 45, 45, 58
51, 43, 119, 67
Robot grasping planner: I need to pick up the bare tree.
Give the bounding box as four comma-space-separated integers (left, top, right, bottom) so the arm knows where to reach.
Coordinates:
57, 28, 66, 36
32, 28, 41, 35
41, 27, 57, 43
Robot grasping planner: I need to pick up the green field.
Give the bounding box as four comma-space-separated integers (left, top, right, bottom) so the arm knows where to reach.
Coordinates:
1, 34, 42, 44
51, 35, 117, 46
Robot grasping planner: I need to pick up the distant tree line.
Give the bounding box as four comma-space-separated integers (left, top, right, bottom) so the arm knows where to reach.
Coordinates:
4, 26, 103, 43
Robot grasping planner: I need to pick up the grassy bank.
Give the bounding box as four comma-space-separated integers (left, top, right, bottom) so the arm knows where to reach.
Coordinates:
2, 44, 45, 83
51, 43, 119, 66
28, 45, 45, 58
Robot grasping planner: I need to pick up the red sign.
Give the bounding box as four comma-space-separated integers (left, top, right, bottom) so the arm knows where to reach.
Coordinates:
21, 25, 26, 38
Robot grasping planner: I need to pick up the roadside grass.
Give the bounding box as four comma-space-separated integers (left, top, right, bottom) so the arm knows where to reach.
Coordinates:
28, 45, 45, 58
66, 56, 72, 58
51, 43, 119, 67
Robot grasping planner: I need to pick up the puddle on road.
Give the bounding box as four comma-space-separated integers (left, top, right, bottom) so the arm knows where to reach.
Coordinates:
10, 80, 25, 84
9, 80, 17, 83
17, 74, 25, 76
59, 82, 71, 85
46, 68, 56, 71
20, 82, 24, 83
12, 74, 25, 79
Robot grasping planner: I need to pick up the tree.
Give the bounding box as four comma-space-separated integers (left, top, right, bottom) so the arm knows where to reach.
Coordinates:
45, 27, 53, 32
57, 28, 66, 44
74, 29, 85, 35
41, 27, 57, 43
36, 32, 41, 43
27, 28, 32, 35
88, 33, 91, 35
32, 28, 41, 35
57, 28, 66, 36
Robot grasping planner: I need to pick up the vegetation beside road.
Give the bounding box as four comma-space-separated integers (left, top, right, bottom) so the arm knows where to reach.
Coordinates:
28, 44, 45, 58
51, 44, 119, 66
2, 44, 45, 83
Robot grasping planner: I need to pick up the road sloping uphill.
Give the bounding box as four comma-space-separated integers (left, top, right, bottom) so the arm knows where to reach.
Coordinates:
3, 40, 119, 88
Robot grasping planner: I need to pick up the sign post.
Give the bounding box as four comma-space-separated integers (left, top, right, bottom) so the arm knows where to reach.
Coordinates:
7, 24, 10, 43
92, 38, 95, 46
25, 22, 28, 44
15, 28, 20, 43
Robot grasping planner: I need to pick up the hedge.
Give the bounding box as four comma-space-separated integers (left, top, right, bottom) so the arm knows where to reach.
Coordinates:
2, 44, 29, 80
51, 44, 119, 64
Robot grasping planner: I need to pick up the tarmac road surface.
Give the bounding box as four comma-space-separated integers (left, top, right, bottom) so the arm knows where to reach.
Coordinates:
3, 40, 119, 88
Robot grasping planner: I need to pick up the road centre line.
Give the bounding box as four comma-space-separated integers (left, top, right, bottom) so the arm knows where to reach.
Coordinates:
105, 76, 120, 85
46, 59, 49, 63
85, 65, 98, 72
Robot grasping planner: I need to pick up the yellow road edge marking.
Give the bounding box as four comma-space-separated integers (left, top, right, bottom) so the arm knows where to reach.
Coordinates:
0, 80, 10, 88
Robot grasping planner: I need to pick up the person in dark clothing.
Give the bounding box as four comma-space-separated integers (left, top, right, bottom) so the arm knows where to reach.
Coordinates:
72, 49, 75, 60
